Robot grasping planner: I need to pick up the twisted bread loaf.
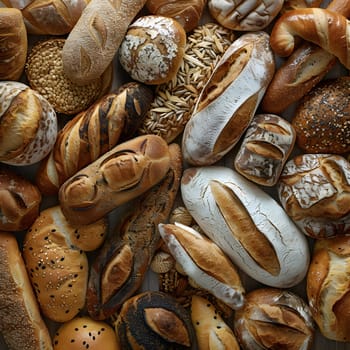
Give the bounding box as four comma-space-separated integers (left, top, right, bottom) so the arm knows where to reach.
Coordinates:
36, 82, 153, 195
0, 0, 89, 35
0, 8, 27, 81
270, 8, 350, 69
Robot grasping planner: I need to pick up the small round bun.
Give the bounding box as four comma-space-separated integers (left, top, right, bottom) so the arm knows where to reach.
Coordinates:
292, 77, 350, 154
119, 15, 186, 85
53, 316, 120, 350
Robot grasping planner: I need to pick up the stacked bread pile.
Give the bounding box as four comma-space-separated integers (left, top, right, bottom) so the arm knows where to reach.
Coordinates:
0, 0, 350, 349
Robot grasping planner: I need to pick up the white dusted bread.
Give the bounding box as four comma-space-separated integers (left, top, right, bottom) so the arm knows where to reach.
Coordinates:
181, 166, 310, 288
182, 31, 275, 166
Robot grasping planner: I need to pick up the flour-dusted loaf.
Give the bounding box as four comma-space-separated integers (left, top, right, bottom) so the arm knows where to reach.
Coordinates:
0, 0, 89, 35
59, 134, 171, 225
182, 31, 275, 166
0, 231, 53, 350
119, 15, 187, 85
307, 235, 350, 342
22, 206, 108, 322
208, 0, 284, 31
234, 288, 315, 350
181, 166, 310, 288
0, 81, 57, 166
0, 167, 41, 232
278, 153, 350, 239
0, 8, 27, 81
145, 0, 206, 32
62, 0, 147, 85
234, 113, 296, 187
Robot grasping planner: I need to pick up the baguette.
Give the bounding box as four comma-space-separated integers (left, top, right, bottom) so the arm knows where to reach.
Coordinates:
182, 31, 275, 166
262, 0, 350, 113
36, 82, 153, 195
62, 0, 147, 85
270, 8, 350, 69
0, 231, 53, 350
0, 8, 27, 81
181, 166, 310, 288
59, 134, 171, 225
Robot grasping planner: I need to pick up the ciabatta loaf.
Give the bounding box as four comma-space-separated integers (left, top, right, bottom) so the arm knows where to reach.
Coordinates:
181, 166, 310, 288
182, 31, 275, 166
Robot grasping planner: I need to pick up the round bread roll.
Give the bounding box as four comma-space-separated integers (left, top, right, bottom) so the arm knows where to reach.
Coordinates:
53, 316, 120, 350
0, 168, 41, 232
292, 76, 350, 154
118, 15, 187, 85
208, 0, 284, 31
0, 81, 57, 166
25, 38, 113, 115
307, 235, 350, 342
234, 288, 315, 350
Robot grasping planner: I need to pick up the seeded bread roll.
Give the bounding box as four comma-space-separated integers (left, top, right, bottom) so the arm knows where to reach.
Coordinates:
291, 77, 350, 154
307, 235, 350, 342
0, 0, 89, 35
22, 205, 108, 322
119, 15, 187, 85
0, 168, 41, 232
0, 231, 53, 350
234, 288, 315, 350
0, 8, 27, 81
234, 113, 296, 187
59, 134, 171, 225
0, 81, 57, 166
145, 0, 207, 32
25, 38, 113, 115
278, 153, 350, 239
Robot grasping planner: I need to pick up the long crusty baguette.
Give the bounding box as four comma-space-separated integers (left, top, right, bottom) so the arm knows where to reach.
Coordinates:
62, 0, 147, 85
36, 82, 153, 195
262, 0, 350, 113
0, 231, 53, 350
270, 8, 350, 69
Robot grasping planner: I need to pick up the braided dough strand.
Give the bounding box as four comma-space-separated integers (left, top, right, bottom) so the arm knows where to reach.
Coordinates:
270, 8, 350, 69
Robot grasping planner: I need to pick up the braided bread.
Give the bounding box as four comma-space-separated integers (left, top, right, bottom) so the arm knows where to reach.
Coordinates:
270, 8, 350, 69
36, 82, 153, 195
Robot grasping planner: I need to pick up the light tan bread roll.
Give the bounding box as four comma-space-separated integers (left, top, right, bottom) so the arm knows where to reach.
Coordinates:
36, 82, 153, 195
234, 288, 315, 350
118, 15, 187, 85
182, 31, 275, 166
145, 0, 206, 32
0, 8, 27, 81
261, 0, 350, 113
0, 231, 53, 350
59, 134, 171, 225
278, 153, 350, 239
307, 235, 350, 342
22, 206, 108, 322
0, 168, 41, 232
181, 166, 310, 288
0, 0, 90, 35
270, 8, 350, 70
62, 0, 147, 85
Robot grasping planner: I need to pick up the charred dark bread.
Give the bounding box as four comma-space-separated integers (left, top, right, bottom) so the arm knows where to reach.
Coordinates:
234, 288, 315, 350
58, 134, 171, 225
0, 167, 41, 232
0, 231, 53, 350
86, 144, 182, 320
115, 291, 198, 349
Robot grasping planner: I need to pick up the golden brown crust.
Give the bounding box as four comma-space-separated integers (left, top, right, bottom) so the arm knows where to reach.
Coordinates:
0, 231, 53, 350
0, 168, 42, 232
0, 8, 27, 81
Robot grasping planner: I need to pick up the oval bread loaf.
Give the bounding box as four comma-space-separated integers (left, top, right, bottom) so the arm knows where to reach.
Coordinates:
181, 166, 310, 288
182, 31, 275, 166
59, 134, 171, 226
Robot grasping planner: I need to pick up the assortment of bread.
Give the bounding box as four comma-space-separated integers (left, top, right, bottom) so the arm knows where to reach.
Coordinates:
0, 0, 350, 349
